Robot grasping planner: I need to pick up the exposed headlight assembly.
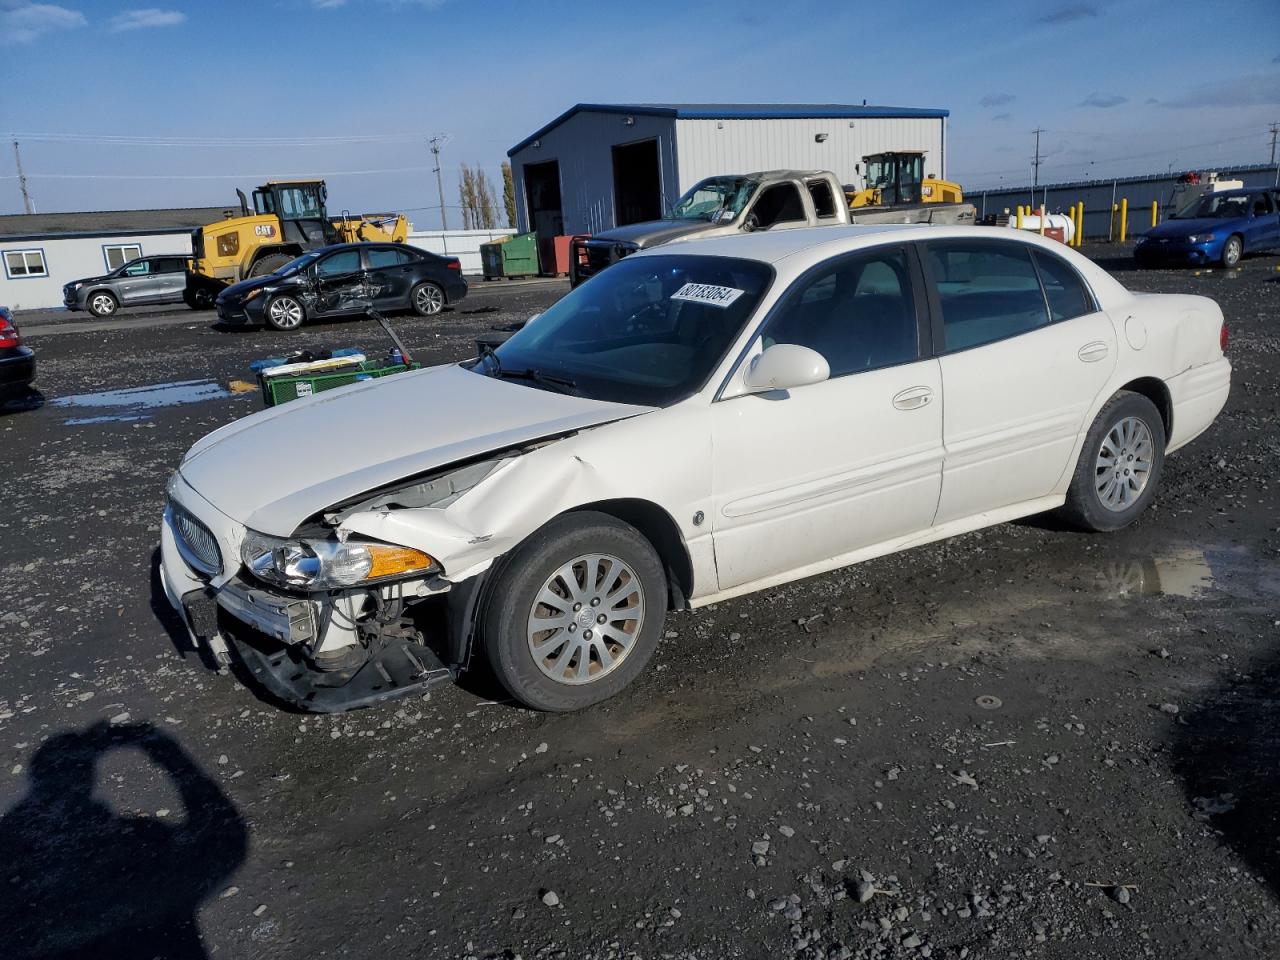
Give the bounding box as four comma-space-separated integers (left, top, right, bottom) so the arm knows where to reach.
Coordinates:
241, 532, 437, 591
1186, 233, 1216, 244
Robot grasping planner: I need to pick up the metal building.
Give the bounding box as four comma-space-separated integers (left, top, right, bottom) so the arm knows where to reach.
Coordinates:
507, 102, 950, 241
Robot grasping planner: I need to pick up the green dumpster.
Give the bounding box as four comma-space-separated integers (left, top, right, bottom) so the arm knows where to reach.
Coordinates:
481, 231, 540, 279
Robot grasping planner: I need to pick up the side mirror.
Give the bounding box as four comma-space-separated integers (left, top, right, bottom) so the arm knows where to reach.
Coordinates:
743, 343, 830, 393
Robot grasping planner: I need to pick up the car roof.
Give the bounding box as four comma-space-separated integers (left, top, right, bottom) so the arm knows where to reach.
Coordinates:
632, 224, 931, 265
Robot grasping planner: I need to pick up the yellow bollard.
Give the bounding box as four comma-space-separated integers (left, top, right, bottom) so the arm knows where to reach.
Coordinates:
1151, 200, 1158, 229
1038, 206, 1046, 236
1072, 202, 1081, 247
1077, 201, 1085, 247
1111, 203, 1118, 242
1016, 206, 1024, 229
1119, 198, 1128, 243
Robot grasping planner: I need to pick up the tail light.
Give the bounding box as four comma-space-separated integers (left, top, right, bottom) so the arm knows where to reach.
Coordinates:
1220, 322, 1229, 353
0, 311, 19, 349
446, 259, 461, 271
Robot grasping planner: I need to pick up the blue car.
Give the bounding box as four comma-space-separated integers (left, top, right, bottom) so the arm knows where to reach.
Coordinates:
1135, 187, 1280, 268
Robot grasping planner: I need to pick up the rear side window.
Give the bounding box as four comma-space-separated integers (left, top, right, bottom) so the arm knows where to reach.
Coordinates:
153, 257, 186, 274
926, 241, 1047, 352
1033, 251, 1093, 322
807, 180, 837, 219
366, 247, 414, 268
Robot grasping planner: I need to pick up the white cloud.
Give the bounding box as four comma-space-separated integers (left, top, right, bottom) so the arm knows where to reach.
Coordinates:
0, 1, 86, 45
312, 0, 348, 6
109, 7, 186, 31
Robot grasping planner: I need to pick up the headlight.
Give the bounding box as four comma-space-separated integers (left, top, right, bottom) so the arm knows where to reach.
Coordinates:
240, 531, 437, 591
243, 288, 265, 302
1186, 233, 1216, 244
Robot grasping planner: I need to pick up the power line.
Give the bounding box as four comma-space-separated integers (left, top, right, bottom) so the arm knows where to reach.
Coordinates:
5, 131, 424, 147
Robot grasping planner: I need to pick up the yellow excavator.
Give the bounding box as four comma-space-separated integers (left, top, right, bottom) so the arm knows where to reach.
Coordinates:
846, 151, 965, 209
184, 179, 408, 307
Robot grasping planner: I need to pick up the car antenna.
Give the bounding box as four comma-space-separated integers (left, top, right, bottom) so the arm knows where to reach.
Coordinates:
365, 304, 415, 366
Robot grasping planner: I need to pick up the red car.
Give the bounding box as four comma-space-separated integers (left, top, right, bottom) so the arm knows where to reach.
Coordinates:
0, 307, 36, 399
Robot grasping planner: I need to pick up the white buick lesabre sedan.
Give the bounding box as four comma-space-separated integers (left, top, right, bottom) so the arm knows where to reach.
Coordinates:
160, 225, 1230, 712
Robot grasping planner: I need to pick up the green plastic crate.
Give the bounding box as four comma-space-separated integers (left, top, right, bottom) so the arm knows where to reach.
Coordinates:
259, 359, 421, 407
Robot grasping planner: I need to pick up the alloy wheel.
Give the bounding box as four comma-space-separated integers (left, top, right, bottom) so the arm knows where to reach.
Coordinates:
525, 553, 645, 685
267, 297, 304, 330
90, 294, 116, 316
1095, 416, 1154, 511
414, 284, 444, 315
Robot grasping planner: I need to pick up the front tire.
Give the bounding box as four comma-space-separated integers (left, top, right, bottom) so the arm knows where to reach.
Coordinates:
410, 281, 445, 316
1060, 391, 1166, 532
250, 253, 293, 278
87, 291, 118, 317
479, 512, 667, 711
1221, 235, 1242, 268
183, 286, 215, 310
264, 295, 305, 331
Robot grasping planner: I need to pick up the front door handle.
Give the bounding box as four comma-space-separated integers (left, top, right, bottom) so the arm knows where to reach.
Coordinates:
892, 386, 934, 410
1078, 341, 1109, 363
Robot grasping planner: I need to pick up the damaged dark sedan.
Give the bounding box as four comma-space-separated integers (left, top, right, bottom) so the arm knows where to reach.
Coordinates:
215, 242, 467, 331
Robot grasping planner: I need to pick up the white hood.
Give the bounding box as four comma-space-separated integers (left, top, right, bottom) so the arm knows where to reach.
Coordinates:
179, 363, 650, 536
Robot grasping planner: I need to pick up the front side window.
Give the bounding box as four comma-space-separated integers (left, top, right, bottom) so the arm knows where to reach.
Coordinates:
927, 241, 1048, 352
277, 186, 324, 219
315, 250, 361, 277
1251, 193, 1274, 216
4, 249, 47, 278
1033, 250, 1093, 322
104, 243, 143, 271
749, 184, 806, 229
123, 259, 152, 276
763, 247, 919, 377
486, 254, 772, 406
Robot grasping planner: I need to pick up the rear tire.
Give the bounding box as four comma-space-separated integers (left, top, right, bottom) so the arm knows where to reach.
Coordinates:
183, 287, 216, 310
87, 291, 118, 317
410, 281, 445, 316
249, 253, 293, 278
1221, 234, 1242, 268
1060, 391, 1166, 532
479, 512, 667, 712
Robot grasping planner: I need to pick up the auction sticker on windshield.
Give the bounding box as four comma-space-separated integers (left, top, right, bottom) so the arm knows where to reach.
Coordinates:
670, 283, 745, 308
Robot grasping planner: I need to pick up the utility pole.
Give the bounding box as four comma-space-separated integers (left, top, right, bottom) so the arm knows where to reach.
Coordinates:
1269, 122, 1279, 186
1030, 127, 1045, 210
429, 135, 449, 231
12, 139, 34, 214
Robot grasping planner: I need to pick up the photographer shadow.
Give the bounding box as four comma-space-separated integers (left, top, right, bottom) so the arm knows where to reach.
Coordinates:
1174, 648, 1280, 895
0, 722, 248, 960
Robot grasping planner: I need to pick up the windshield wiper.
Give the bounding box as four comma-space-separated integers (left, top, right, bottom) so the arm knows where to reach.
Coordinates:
496, 367, 579, 395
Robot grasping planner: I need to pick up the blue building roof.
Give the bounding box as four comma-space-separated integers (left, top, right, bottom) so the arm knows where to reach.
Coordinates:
508, 102, 950, 157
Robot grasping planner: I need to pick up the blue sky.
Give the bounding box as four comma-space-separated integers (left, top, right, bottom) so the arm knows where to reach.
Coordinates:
2, 0, 1277, 223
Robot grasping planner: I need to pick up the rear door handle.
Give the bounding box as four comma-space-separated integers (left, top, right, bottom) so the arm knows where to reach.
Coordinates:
892, 386, 934, 410
1078, 341, 1109, 362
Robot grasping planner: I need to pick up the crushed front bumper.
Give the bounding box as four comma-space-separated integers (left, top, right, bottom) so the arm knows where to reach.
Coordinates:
160, 511, 458, 712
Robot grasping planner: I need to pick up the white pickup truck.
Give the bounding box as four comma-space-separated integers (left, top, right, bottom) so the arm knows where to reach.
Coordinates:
571, 169, 975, 285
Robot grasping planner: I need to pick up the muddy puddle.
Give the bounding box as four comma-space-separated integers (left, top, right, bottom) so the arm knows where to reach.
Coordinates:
48, 379, 236, 424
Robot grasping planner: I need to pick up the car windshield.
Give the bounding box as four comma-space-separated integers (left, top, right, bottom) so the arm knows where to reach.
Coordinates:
479, 254, 773, 406
670, 177, 758, 222
1174, 193, 1253, 219
276, 251, 325, 275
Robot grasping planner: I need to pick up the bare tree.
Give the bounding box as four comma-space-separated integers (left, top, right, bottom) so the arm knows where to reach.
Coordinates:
458, 164, 479, 230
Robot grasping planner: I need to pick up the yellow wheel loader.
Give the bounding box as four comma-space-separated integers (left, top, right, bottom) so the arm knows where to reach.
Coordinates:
842, 151, 973, 227
184, 180, 408, 308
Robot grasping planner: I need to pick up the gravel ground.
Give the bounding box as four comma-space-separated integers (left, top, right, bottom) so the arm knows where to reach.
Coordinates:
0, 246, 1277, 960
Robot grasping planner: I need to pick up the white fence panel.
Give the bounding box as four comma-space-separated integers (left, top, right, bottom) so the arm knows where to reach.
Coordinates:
406, 229, 516, 275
